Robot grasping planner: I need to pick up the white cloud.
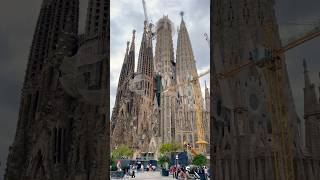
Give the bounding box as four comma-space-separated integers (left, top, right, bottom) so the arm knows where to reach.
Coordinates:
110, 0, 210, 116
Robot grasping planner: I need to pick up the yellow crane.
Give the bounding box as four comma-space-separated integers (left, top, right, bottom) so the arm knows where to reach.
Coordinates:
163, 69, 210, 154
163, 24, 320, 179
183, 141, 199, 156
163, 33, 210, 155
214, 24, 320, 180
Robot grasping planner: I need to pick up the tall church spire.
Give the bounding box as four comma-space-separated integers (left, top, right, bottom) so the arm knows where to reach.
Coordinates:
111, 32, 135, 141
118, 41, 130, 86
137, 21, 154, 78
303, 59, 319, 114
154, 15, 175, 88
24, 0, 79, 86
176, 13, 200, 97
5, 0, 79, 179
127, 30, 135, 78
154, 15, 176, 142
130, 30, 136, 52
133, 20, 155, 150
303, 59, 312, 86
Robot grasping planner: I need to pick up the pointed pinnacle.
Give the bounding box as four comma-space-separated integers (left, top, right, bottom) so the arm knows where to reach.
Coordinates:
132, 30, 136, 43
130, 30, 136, 51
303, 58, 308, 73
126, 41, 130, 53
144, 20, 148, 29
180, 11, 184, 20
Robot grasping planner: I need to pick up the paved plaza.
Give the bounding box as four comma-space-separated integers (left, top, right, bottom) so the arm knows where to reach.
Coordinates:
111, 171, 175, 180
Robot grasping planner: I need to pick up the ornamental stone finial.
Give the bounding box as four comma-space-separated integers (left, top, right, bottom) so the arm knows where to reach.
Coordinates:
180, 11, 184, 20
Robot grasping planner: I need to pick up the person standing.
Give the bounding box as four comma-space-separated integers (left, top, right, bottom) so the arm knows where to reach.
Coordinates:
199, 167, 206, 180
172, 166, 176, 178
131, 165, 136, 178
204, 166, 208, 179
178, 168, 187, 180
141, 164, 144, 173
117, 160, 121, 171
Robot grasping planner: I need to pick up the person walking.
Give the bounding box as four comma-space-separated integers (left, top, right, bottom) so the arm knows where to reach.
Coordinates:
131, 165, 136, 178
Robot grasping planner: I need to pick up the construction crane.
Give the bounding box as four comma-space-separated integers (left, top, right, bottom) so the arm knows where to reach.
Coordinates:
141, 0, 156, 40
213, 24, 320, 180
183, 141, 199, 156
142, 0, 149, 23
216, 25, 320, 80
163, 69, 209, 154
163, 70, 209, 94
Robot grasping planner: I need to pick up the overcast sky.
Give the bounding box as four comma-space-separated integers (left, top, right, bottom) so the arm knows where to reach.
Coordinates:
110, 0, 211, 116
0, 0, 320, 179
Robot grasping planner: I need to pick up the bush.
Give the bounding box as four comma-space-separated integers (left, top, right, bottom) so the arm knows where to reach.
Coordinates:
192, 154, 207, 166
111, 144, 133, 159
110, 160, 117, 171
158, 155, 170, 166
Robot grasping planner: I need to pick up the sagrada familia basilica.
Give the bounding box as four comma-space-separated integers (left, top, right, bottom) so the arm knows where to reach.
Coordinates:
110, 14, 211, 156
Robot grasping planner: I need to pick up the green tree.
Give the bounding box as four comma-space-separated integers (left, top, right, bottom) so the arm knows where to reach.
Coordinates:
111, 144, 133, 159
159, 141, 182, 154
192, 154, 207, 166
158, 155, 170, 166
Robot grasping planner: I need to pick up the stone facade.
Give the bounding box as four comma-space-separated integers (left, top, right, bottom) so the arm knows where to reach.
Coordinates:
175, 16, 210, 152
212, 0, 320, 180
111, 31, 136, 148
155, 16, 178, 145
111, 15, 210, 156
5, 0, 109, 179
303, 59, 320, 180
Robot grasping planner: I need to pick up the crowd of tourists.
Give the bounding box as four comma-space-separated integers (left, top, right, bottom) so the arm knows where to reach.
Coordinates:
170, 165, 209, 180
122, 163, 157, 178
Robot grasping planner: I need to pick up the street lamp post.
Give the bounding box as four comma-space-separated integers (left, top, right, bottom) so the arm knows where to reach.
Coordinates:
175, 154, 179, 179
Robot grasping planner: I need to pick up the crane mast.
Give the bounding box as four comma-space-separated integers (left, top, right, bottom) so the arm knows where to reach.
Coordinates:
163, 69, 209, 154
190, 70, 208, 153
214, 24, 320, 180
142, 0, 149, 23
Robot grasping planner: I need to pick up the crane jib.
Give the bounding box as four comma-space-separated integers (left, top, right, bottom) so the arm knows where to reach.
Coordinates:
215, 27, 320, 81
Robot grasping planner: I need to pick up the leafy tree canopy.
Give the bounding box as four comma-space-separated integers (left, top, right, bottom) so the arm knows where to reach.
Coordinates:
158, 154, 170, 165
111, 144, 133, 160
192, 154, 207, 166
159, 141, 182, 154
